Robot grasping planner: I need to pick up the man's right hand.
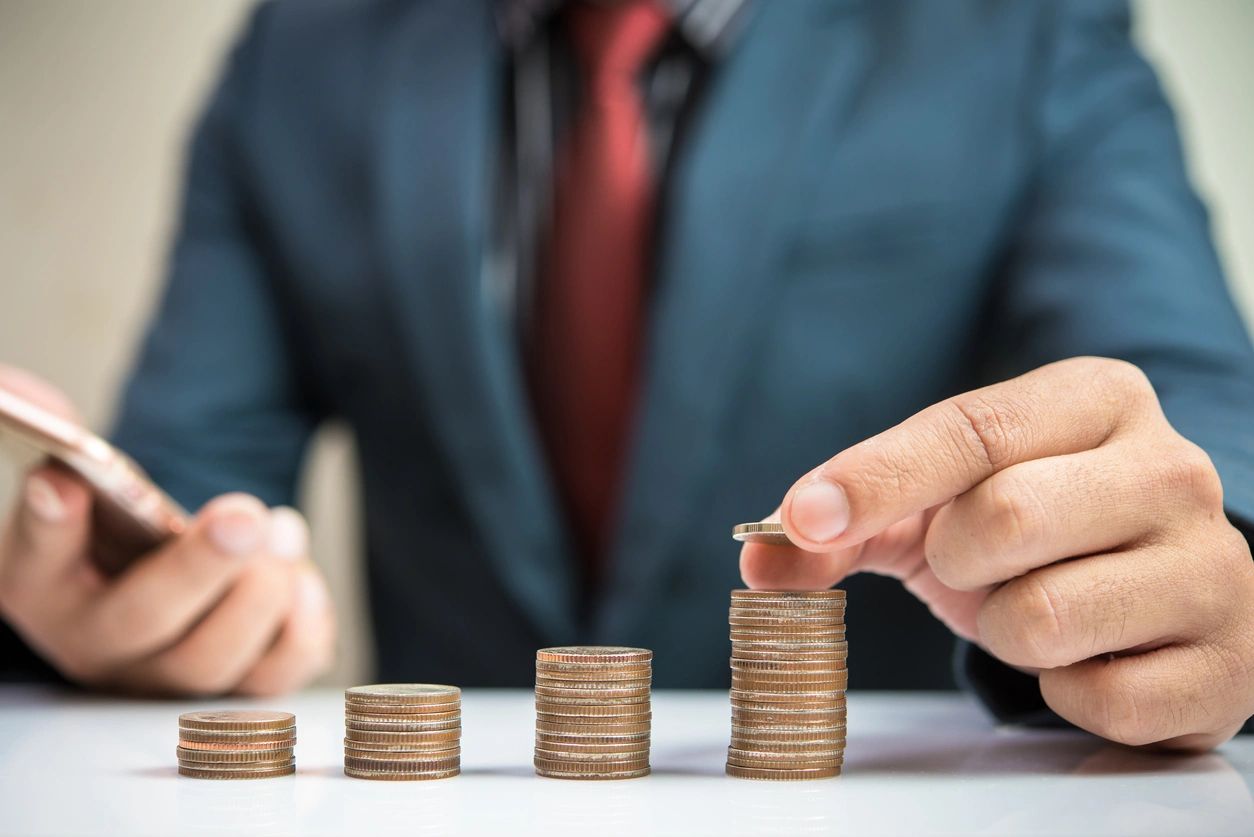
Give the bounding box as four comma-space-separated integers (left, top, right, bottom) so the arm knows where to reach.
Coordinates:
0, 370, 335, 696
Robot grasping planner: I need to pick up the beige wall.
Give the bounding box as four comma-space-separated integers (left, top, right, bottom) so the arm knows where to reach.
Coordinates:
0, 1, 1251, 686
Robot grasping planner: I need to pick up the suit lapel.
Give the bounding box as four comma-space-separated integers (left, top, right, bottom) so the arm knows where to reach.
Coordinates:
372, 1, 576, 641
596, 0, 871, 639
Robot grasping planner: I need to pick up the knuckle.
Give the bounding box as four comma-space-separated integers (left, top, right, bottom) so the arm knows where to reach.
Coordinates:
982, 473, 1044, 557
1163, 442, 1223, 509
1092, 679, 1161, 746
984, 576, 1070, 668
948, 394, 1030, 471
1090, 357, 1155, 400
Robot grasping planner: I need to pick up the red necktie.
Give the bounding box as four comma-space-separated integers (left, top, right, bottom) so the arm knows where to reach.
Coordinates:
531, 1, 672, 580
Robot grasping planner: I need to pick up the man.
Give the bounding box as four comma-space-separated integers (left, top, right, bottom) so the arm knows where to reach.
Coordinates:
1, 0, 1252, 750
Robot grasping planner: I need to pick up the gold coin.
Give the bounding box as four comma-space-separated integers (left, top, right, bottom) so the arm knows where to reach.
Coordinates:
178, 738, 295, 752
535, 660, 652, 675
536, 767, 650, 780
345, 684, 461, 704
534, 739, 651, 755
731, 588, 845, 602
729, 691, 845, 706
178, 710, 295, 732
177, 726, 296, 743
343, 755, 460, 772
534, 684, 650, 699
343, 701, 461, 716
536, 647, 653, 665
535, 719, 651, 736
533, 693, 650, 706
732, 675, 849, 692
534, 699, 651, 714
730, 657, 847, 672
730, 626, 846, 638
176, 746, 292, 764
730, 522, 793, 545
534, 705, 652, 721
730, 743, 845, 758
732, 669, 847, 683
732, 702, 847, 712
725, 764, 841, 781
343, 728, 461, 745
534, 756, 649, 773
535, 716, 651, 730
534, 669, 652, 683
732, 713, 846, 729
179, 764, 295, 780
345, 745, 461, 761
344, 766, 460, 781
536, 732, 651, 747
731, 646, 848, 661
344, 712, 460, 727
534, 677, 652, 691
729, 616, 845, 628
344, 737, 461, 754
533, 747, 651, 762
727, 755, 844, 771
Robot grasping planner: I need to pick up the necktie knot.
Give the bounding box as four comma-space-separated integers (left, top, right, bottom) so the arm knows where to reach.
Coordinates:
567, 0, 673, 85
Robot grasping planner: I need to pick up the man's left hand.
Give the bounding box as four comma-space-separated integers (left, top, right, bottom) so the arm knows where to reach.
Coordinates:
741, 357, 1254, 750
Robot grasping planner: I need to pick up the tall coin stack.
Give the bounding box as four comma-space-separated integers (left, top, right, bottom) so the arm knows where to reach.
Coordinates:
343, 684, 462, 780
534, 646, 653, 780
177, 710, 296, 779
727, 589, 848, 780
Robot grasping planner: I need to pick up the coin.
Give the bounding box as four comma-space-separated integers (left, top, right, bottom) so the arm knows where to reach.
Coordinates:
344, 755, 461, 772
344, 738, 461, 754
345, 684, 461, 704
177, 726, 297, 742
535, 728, 651, 743
533, 756, 650, 772
176, 746, 293, 764
178, 710, 295, 732
533, 747, 652, 762
179, 764, 296, 780
725, 764, 841, 780
344, 766, 461, 781
344, 683, 462, 781
731, 588, 846, 602
536, 647, 652, 665
343, 728, 462, 745
534, 742, 652, 757
178, 738, 296, 751
535, 718, 652, 734
536, 767, 651, 780
731, 522, 793, 545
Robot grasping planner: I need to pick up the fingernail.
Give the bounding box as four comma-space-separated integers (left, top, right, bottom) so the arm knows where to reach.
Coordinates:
789, 479, 850, 544
25, 475, 66, 523
299, 572, 328, 612
206, 499, 265, 556
268, 507, 308, 562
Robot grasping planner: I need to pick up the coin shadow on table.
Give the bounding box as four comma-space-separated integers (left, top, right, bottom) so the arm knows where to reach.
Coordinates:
848, 731, 1237, 778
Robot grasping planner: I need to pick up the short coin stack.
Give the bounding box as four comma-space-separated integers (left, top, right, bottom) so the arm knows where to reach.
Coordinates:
343, 684, 462, 780
534, 646, 653, 780
177, 710, 296, 779
727, 588, 847, 780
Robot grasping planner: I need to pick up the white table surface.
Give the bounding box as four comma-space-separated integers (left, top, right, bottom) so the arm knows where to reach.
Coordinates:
1, 686, 1251, 836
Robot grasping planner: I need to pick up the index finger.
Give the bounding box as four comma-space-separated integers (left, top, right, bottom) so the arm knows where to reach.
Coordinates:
781, 357, 1158, 551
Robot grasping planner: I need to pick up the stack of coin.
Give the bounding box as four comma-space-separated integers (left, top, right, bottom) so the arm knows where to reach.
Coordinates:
177, 710, 296, 779
726, 588, 847, 780
343, 684, 462, 781
534, 646, 652, 780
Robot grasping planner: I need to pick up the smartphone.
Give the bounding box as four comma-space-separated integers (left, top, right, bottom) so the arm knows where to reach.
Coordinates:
0, 385, 187, 575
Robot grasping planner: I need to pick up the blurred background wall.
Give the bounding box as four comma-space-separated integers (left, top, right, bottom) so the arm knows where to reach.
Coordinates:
1, 1, 1251, 686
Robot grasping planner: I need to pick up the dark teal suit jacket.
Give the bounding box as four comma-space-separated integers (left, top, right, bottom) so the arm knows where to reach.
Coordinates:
99, 0, 1254, 701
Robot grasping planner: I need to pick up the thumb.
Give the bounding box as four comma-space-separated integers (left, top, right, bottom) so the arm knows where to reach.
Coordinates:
738, 509, 927, 591
738, 507, 986, 642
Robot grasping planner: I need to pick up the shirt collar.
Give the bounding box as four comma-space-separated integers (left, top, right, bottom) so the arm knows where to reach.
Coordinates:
497, 0, 749, 58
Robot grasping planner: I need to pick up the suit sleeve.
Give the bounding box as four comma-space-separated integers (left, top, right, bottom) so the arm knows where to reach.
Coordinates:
962, 0, 1254, 734
110, 1, 322, 513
